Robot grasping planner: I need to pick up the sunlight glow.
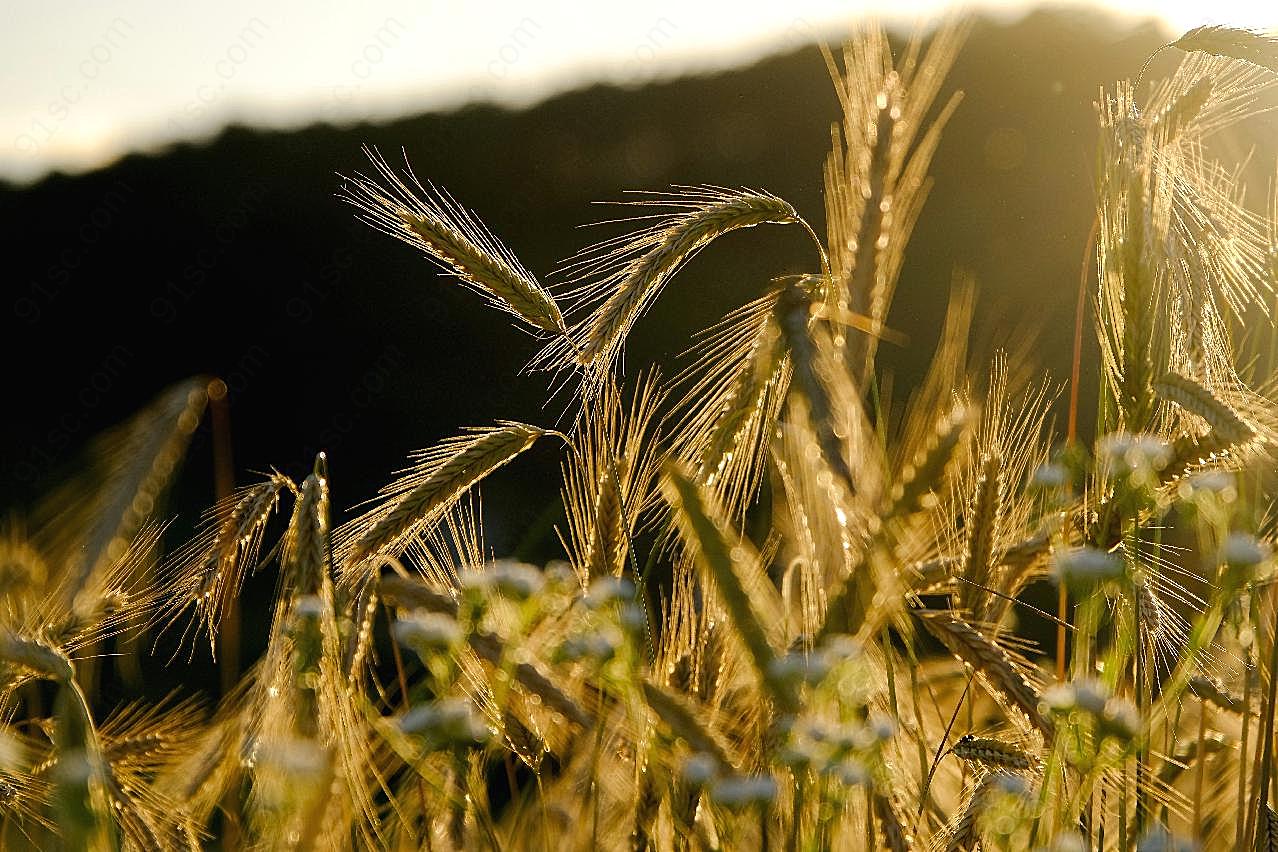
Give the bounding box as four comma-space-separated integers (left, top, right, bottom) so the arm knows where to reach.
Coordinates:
0, 0, 1275, 184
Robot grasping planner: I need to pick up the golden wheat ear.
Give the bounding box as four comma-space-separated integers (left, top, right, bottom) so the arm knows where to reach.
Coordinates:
660, 462, 793, 713
342, 146, 566, 336
337, 422, 559, 574
32, 377, 211, 604
559, 373, 666, 586
534, 186, 825, 392
1173, 27, 1278, 75
157, 471, 293, 659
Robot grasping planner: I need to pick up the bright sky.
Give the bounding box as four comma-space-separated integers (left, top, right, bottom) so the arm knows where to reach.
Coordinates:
1, 1, 1275, 185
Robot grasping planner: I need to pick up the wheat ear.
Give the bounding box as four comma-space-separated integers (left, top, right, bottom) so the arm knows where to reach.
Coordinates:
959, 454, 1003, 620
1189, 675, 1244, 714
163, 472, 291, 655
660, 463, 793, 713
64, 377, 210, 605
950, 734, 1034, 771
1152, 77, 1213, 142
570, 188, 816, 373
344, 423, 552, 568
885, 403, 968, 518
343, 147, 565, 335
841, 90, 897, 383
1173, 27, 1278, 76
944, 772, 1000, 852
917, 612, 1053, 739
282, 455, 332, 597
0, 631, 75, 683
1154, 372, 1255, 444
776, 280, 855, 491
1263, 804, 1278, 851
640, 681, 739, 773
1160, 431, 1235, 482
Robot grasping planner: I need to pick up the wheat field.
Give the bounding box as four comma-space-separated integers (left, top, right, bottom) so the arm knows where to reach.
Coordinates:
5, 20, 1278, 851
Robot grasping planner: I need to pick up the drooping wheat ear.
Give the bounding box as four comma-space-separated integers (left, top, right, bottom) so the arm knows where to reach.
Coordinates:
343, 423, 552, 570
163, 471, 292, 656
100, 697, 205, 770
776, 280, 854, 492
945, 772, 1000, 852
1152, 77, 1213, 142
343, 147, 565, 335
1154, 373, 1255, 444
563, 187, 815, 377
917, 612, 1054, 739
660, 463, 793, 712
959, 453, 1003, 620
1173, 27, 1278, 76
0, 631, 74, 683
873, 791, 913, 852
950, 734, 1034, 771
885, 403, 968, 519
379, 573, 592, 727
1189, 674, 1244, 714
283, 454, 332, 597
640, 681, 739, 773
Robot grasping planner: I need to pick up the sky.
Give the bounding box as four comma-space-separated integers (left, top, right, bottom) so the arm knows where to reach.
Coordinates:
2, 1, 1276, 185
